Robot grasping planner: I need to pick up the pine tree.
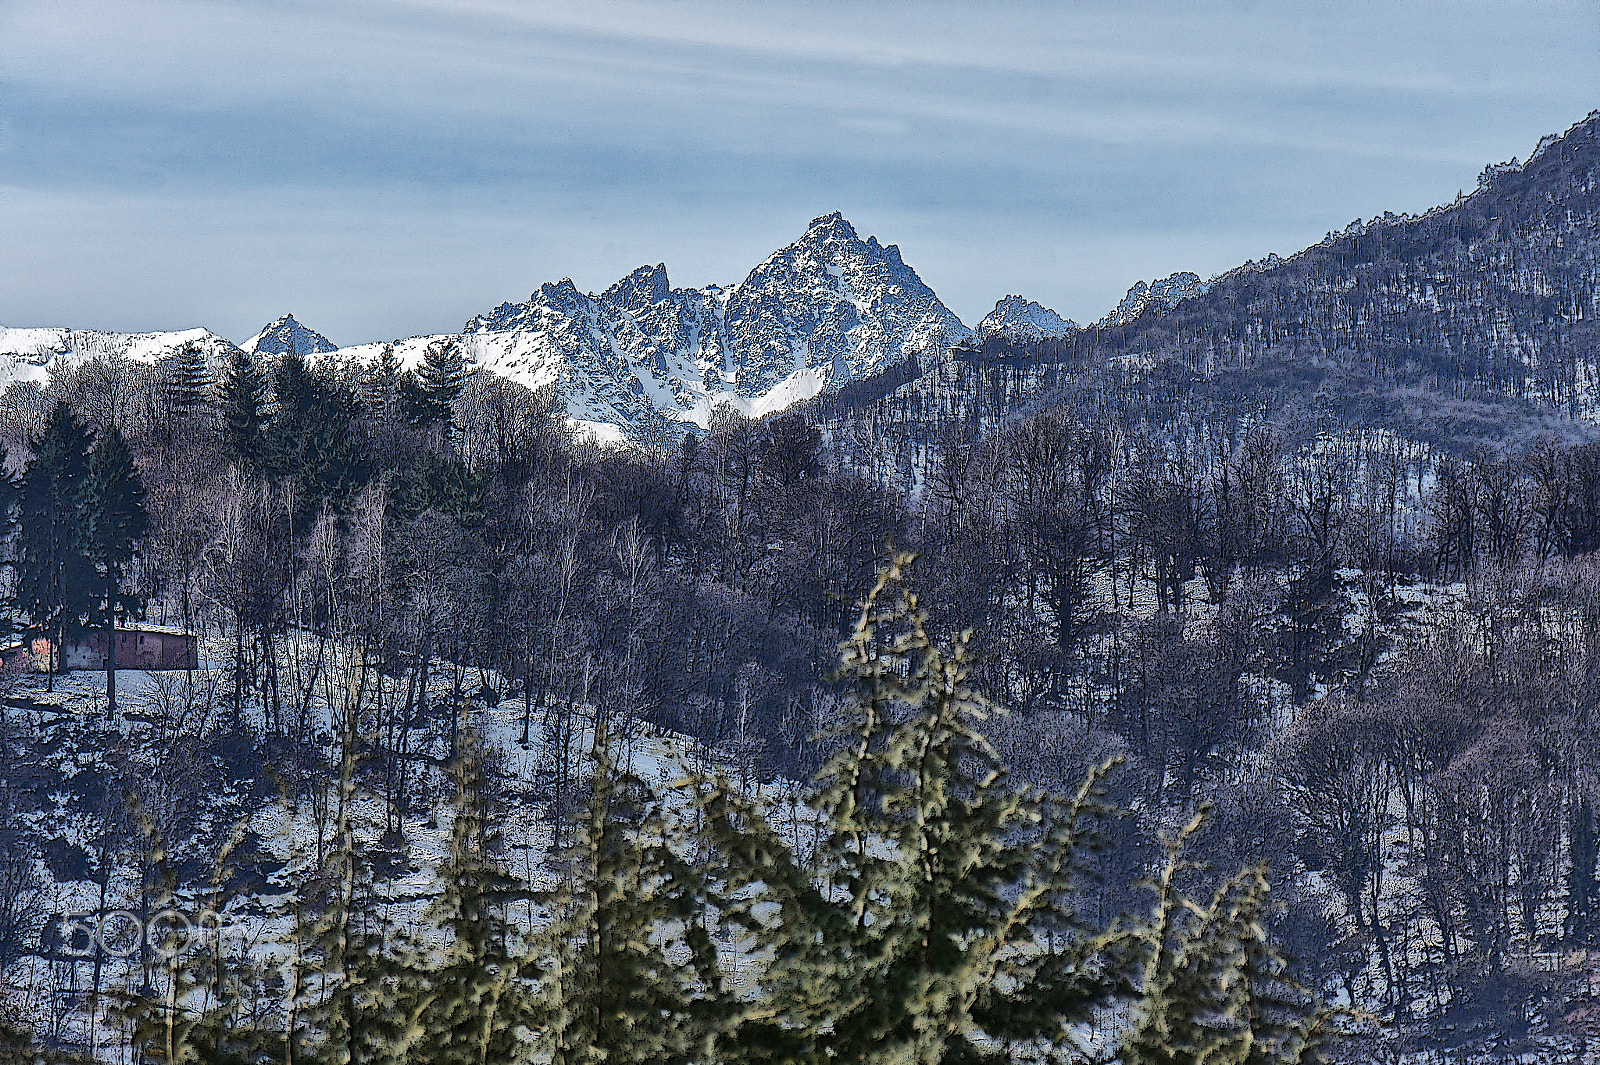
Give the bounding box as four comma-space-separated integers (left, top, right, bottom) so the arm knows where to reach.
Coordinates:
362, 344, 404, 419
1277, 557, 1348, 706
408, 339, 466, 433
118, 811, 286, 1065
264, 354, 368, 504
15, 402, 97, 690
0, 447, 20, 645
534, 720, 727, 1065
160, 343, 212, 422
404, 721, 537, 1065
696, 551, 1122, 1065
291, 712, 407, 1065
217, 348, 269, 470
396, 453, 488, 527
78, 422, 148, 718
1122, 811, 1346, 1065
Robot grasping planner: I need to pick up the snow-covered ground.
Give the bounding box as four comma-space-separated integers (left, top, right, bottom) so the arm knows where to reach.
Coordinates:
2, 633, 773, 1058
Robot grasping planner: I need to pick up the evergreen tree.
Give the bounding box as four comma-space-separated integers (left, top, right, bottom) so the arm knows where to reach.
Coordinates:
264, 354, 369, 505
160, 342, 212, 422
697, 552, 1122, 1065
15, 401, 97, 689
396, 453, 488, 527
406, 722, 537, 1065
1123, 812, 1344, 1065
1276, 557, 1349, 706
0, 446, 20, 643
119, 811, 286, 1065
291, 714, 407, 1065
362, 344, 404, 418
408, 339, 466, 433
534, 720, 727, 1065
77, 421, 148, 718
217, 348, 269, 469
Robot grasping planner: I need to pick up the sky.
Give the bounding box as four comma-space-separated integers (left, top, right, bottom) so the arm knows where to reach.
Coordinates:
1, 0, 1596, 348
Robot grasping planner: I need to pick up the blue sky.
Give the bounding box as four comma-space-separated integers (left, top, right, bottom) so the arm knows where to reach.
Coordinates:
1, 0, 1595, 346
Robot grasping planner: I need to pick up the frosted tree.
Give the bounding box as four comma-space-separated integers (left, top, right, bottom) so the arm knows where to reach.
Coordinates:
696, 551, 1123, 1065
533, 720, 728, 1065
403, 723, 537, 1065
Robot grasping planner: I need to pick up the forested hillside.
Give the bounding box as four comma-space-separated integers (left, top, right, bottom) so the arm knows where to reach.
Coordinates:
5, 112, 1600, 1065
813, 112, 1600, 481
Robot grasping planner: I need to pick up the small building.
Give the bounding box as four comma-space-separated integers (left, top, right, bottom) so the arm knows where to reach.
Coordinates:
5, 626, 199, 673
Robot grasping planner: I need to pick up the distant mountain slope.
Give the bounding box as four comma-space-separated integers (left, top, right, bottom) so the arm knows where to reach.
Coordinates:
0, 325, 242, 386
437, 212, 973, 438
1096, 272, 1207, 327
811, 111, 1600, 474
977, 296, 1076, 342
12, 111, 1598, 452
0, 214, 987, 441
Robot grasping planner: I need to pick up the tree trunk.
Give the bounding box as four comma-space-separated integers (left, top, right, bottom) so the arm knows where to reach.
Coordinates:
106, 562, 117, 720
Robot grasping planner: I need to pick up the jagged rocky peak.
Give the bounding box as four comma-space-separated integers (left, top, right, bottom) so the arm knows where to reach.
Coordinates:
1098, 271, 1208, 327
247, 313, 337, 358
464, 279, 595, 334
978, 296, 1078, 342
803, 210, 858, 241
538, 278, 591, 311
726, 211, 973, 384
425, 211, 976, 441
604, 264, 672, 314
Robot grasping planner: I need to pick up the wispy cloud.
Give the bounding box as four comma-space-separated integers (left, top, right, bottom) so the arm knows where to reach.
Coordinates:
1, 0, 1594, 341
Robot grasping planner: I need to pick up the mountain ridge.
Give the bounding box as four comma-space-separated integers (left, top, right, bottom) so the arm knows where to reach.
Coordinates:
807, 110, 1600, 481
0, 213, 1093, 441
15, 102, 1595, 450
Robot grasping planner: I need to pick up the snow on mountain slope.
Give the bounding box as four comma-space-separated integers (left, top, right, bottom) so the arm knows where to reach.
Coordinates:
0, 325, 242, 386
245, 313, 337, 358
1, 213, 974, 441
1097, 271, 1208, 327
977, 295, 1077, 342
448, 212, 974, 438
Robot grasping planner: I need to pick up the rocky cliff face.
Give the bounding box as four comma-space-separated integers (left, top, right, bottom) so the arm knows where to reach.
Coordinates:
446, 212, 973, 438
246, 313, 338, 358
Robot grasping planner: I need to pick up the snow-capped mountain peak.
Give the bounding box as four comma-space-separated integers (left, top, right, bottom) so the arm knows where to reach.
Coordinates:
1098, 271, 1208, 327
801, 210, 860, 244
978, 296, 1078, 342
445, 213, 973, 439
246, 313, 338, 358
2, 215, 975, 443
603, 264, 673, 314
